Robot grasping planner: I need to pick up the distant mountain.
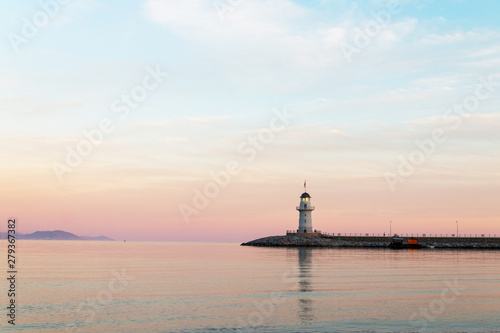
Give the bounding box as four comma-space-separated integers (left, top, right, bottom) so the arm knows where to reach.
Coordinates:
80, 235, 115, 241
23, 230, 81, 240
0, 230, 114, 241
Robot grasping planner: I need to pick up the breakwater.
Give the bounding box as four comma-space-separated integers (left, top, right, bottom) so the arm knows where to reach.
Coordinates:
241, 234, 500, 249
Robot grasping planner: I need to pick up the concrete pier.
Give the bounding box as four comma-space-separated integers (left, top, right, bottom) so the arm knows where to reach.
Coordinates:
241, 234, 500, 249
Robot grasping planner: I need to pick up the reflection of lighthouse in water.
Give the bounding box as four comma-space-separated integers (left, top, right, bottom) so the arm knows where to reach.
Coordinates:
297, 248, 315, 323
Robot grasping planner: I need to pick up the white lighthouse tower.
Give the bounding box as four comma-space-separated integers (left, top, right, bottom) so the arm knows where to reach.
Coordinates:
296, 181, 315, 233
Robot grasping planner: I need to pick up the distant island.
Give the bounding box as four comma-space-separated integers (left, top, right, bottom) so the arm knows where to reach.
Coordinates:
0, 230, 114, 241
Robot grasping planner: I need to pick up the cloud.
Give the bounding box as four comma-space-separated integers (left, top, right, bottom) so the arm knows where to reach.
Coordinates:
0, 96, 82, 116
418, 31, 471, 45
142, 0, 500, 105
143, 0, 349, 68
144, 0, 307, 39
402, 113, 500, 143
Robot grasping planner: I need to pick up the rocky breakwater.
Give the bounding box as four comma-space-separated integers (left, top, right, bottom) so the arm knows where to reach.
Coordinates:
241, 235, 500, 249
419, 236, 500, 249
241, 235, 388, 248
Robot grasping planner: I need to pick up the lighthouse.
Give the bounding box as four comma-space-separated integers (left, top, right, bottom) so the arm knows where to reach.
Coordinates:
296, 182, 315, 233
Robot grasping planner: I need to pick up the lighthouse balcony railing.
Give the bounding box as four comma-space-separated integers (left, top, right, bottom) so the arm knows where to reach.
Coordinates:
296, 206, 315, 210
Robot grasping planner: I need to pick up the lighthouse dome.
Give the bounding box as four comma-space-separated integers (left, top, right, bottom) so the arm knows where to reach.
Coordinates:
300, 192, 311, 199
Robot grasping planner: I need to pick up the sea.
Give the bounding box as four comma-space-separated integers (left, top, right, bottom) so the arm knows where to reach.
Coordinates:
1, 241, 499, 333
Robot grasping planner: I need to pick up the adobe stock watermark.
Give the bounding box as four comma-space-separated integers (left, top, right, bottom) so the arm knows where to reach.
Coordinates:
51, 65, 168, 183
235, 269, 297, 332
65, 269, 135, 333
236, 254, 319, 332
384, 74, 500, 192
178, 107, 295, 224
340, 0, 402, 63
7, 0, 74, 53
408, 278, 467, 332
212, 0, 243, 21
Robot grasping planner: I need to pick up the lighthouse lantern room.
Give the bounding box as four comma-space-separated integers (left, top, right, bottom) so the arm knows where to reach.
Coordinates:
296, 182, 315, 233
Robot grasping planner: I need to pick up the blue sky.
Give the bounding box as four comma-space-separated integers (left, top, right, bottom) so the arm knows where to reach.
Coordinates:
1, 0, 499, 240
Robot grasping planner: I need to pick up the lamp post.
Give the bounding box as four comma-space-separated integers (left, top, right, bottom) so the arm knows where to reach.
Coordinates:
390, 220, 392, 237
456, 221, 458, 237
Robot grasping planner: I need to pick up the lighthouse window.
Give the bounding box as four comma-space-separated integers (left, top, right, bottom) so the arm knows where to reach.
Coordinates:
304, 204, 307, 208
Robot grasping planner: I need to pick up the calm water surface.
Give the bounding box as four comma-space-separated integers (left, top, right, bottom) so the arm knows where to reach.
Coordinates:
1, 241, 499, 332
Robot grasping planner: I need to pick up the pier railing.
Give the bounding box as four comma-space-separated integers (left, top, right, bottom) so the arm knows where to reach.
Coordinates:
318, 232, 498, 238
287, 230, 498, 238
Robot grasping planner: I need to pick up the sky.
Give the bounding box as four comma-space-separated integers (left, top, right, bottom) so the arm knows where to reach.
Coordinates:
0, 0, 499, 241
